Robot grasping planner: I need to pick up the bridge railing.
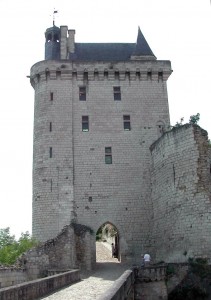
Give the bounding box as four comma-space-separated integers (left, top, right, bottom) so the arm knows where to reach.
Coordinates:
0, 269, 80, 300
134, 265, 167, 282
97, 269, 134, 300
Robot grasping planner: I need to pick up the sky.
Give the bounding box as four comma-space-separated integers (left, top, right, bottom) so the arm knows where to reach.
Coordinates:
0, 0, 210, 239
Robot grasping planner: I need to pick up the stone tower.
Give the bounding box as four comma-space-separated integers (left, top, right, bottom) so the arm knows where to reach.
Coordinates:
30, 25, 172, 262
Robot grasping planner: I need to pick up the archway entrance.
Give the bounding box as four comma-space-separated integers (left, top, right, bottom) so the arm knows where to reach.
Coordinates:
96, 222, 120, 262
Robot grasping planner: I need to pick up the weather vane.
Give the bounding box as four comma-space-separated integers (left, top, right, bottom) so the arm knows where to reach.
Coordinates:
53, 9, 58, 26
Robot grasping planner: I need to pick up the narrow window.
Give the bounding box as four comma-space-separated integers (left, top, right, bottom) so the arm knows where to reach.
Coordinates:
82, 116, 89, 132
50, 179, 53, 192
79, 87, 86, 101
49, 147, 52, 158
49, 122, 52, 132
50, 92, 53, 101
123, 115, 131, 131
105, 147, 112, 164
113, 86, 121, 101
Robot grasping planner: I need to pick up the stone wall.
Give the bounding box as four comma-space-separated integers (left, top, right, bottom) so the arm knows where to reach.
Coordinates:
17, 223, 93, 282
150, 124, 211, 262
0, 224, 92, 289
30, 59, 172, 263
0, 270, 80, 300
98, 270, 134, 300
99, 266, 168, 300
0, 267, 27, 288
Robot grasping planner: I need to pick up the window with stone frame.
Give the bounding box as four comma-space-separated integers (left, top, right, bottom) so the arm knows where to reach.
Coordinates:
123, 115, 131, 131
105, 147, 112, 164
79, 86, 86, 101
82, 116, 89, 132
113, 86, 121, 101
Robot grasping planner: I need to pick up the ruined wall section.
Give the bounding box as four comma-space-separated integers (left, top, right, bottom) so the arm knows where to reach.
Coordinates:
18, 224, 92, 281
151, 125, 211, 262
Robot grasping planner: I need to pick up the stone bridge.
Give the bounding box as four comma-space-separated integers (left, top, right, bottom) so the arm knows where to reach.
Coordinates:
0, 265, 168, 300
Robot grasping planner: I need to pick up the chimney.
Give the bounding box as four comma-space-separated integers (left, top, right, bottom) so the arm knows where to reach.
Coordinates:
60, 26, 68, 59
68, 30, 75, 54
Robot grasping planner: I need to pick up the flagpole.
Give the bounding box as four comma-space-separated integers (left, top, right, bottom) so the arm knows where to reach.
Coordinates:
53, 9, 58, 26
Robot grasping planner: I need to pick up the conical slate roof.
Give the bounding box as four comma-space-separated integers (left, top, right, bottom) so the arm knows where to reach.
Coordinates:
132, 27, 156, 58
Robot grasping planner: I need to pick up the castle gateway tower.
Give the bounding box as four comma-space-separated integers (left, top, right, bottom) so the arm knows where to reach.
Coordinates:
30, 25, 172, 261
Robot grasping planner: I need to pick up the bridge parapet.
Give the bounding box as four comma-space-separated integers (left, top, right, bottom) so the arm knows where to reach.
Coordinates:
134, 265, 167, 282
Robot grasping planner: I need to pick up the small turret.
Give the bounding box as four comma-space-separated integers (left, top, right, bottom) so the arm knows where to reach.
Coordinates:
131, 27, 156, 60
45, 25, 60, 60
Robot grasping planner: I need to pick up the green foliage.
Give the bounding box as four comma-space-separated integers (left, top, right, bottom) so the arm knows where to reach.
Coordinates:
174, 117, 184, 128
166, 264, 176, 276
188, 257, 211, 279
96, 233, 102, 241
0, 228, 37, 265
169, 258, 211, 300
172, 113, 200, 129
189, 113, 200, 125
0, 227, 15, 249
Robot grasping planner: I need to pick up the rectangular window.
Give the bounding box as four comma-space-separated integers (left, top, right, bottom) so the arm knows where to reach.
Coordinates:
50, 92, 53, 101
49, 147, 52, 158
79, 87, 86, 101
123, 115, 131, 131
49, 122, 52, 132
113, 86, 121, 101
82, 116, 89, 132
105, 147, 112, 164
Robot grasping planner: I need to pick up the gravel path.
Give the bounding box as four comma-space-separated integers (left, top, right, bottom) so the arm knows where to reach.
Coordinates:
41, 242, 130, 300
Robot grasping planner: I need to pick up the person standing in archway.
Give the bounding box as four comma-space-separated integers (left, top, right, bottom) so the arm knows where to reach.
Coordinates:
111, 243, 115, 258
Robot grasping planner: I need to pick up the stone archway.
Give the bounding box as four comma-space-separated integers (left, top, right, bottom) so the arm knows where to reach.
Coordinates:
96, 222, 120, 262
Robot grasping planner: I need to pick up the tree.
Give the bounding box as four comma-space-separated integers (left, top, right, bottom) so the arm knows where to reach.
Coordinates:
189, 113, 200, 125
174, 117, 184, 128
173, 113, 200, 128
0, 228, 37, 265
0, 227, 15, 249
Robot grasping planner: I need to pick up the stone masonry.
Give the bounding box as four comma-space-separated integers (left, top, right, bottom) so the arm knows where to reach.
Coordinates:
30, 24, 211, 268
150, 125, 211, 262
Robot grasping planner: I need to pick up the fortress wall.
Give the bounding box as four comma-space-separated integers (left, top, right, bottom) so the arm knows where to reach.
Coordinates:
150, 125, 211, 262
31, 60, 171, 262
0, 268, 26, 289
32, 67, 74, 242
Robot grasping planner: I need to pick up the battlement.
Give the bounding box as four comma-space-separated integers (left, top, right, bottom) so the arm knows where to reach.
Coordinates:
30, 60, 172, 88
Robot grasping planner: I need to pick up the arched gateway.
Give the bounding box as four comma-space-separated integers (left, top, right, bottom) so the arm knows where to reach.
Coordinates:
30, 23, 172, 268
96, 222, 120, 261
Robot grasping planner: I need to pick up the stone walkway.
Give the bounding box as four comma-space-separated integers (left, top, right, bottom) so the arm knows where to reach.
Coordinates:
41, 242, 130, 300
